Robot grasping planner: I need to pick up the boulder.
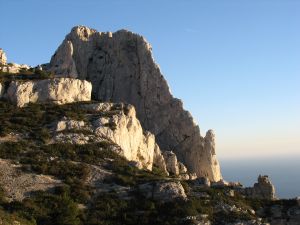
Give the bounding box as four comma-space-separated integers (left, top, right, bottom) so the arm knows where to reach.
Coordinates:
163, 151, 179, 175
5, 78, 92, 107
49, 26, 222, 181
138, 181, 187, 202
162, 151, 191, 179
55, 117, 86, 132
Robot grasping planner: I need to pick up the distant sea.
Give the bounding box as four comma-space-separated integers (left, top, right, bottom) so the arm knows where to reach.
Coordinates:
220, 155, 300, 199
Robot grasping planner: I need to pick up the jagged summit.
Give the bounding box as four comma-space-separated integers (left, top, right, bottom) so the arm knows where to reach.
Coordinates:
49, 25, 222, 181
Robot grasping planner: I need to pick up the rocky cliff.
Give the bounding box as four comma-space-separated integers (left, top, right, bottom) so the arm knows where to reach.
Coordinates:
49, 26, 222, 181
2, 78, 92, 107
80, 102, 168, 172
0, 42, 295, 225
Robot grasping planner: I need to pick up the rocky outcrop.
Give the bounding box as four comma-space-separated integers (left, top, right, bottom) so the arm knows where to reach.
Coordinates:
153, 145, 168, 175
163, 151, 180, 175
0, 48, 7, 65
138, 181, 187, 202
48, 25, 222, 181
240, 175, 276, 200
77, 102, 168, 172
0, 49, 31, 73
162, 151, 195, 179
4, 78, 92, 107
50, 41, 78, 78
0, 63, 31, 74
193, 130, 222, 181
93, 103, 157, 170
55, 117, 87, 132
252, 175, 276, 200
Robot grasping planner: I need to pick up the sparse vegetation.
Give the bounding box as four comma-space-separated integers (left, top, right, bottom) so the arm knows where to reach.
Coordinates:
0, 100, 297, 224
0, 67, 54, 81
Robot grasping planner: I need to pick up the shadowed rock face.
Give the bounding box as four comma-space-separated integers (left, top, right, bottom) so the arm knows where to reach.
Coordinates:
49, 26, 222, 181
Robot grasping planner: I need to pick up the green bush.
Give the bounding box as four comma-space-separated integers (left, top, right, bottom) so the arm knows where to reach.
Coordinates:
4, 189, 82, 225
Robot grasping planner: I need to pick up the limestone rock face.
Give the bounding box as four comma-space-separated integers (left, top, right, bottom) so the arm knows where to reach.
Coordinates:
0, 48, 7, 65
162, 151, 192, 179
252, 175, 276, 200
51, 41, 78, 78
187, 130, 222, 181
49, 25, 222, 181
5, 78, 92, 107
86, 102, 167, 171
55, 117, 86, 132
153, 144, 168, 175
241, 175, 276, 200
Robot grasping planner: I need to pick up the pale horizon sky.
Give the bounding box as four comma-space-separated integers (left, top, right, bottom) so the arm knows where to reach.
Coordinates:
1, 0, 299, 160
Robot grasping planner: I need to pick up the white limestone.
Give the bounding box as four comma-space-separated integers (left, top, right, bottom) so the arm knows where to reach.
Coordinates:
5, 78, 92, 107
0, 48, 7, 65
55, 117, 86, 132
49, 25, 222, 181
88, 103, 167, 171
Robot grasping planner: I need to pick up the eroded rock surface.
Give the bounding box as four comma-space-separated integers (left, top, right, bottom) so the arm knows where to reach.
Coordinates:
4, 78, 92, 107
53, 102, 168, 172
92, 103, 166, 171
0, 48, 7, 65
240, 175, 276, 200
49, 25, 222, 181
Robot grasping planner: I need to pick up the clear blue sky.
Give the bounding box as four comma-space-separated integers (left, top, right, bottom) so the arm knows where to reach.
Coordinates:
1, 0, 299, 159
